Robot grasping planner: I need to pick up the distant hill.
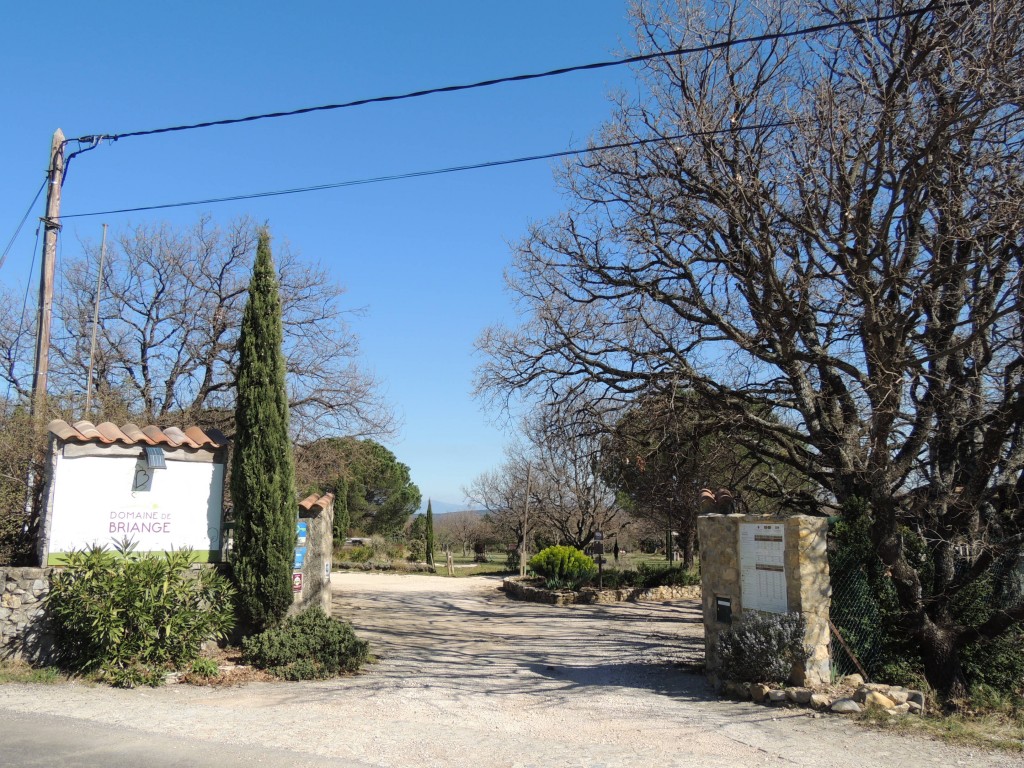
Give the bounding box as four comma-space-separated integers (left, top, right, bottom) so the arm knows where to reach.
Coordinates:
416, 499, 483, 516
436, 508, 487, 518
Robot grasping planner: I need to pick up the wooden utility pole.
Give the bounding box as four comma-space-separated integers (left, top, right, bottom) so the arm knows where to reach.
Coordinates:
30, 129, 65, 425
519, 463, 532, 578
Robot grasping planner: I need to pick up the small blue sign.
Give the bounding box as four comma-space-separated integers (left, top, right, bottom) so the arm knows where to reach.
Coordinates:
296, 521, 308, 545
293, 547, 307, 569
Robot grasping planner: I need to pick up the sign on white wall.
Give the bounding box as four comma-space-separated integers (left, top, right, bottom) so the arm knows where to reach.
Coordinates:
739, 522, 788, 614
46, 451, 224, 564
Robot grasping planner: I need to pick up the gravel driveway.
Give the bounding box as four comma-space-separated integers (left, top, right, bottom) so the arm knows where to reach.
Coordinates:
0, 572, 1013, 767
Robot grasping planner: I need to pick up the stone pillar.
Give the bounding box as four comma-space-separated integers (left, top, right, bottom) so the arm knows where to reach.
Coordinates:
290, 493, 335, 617
697, 514, 831, 686
785, 516, 831, 685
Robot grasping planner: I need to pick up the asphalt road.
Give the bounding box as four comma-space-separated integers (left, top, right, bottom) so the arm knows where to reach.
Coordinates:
0, 710, 375, 768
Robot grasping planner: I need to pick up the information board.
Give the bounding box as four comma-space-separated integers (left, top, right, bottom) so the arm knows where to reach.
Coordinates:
739, 523, 788, 614
47, 451, 223, 564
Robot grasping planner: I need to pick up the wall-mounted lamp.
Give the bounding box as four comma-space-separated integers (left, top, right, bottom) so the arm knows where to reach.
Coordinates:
144, 446, 166, 470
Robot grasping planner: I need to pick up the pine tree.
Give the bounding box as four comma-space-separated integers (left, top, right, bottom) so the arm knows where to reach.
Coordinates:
425, 499, 435, 568
230, 229, 296, 632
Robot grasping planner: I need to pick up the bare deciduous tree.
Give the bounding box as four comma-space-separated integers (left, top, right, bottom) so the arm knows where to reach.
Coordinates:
523, 408, 626, 550
1, 215, 394, 440
476, 0, 1024, 696
464, 445, 542, 555
467, 412, 625, 554
432, 510, 486, 557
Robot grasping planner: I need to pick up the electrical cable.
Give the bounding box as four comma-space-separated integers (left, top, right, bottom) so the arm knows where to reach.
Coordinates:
0, 179, 47, 272
3, 224, 41, 402
59, 119, 798, 220
70, 2, 958, 144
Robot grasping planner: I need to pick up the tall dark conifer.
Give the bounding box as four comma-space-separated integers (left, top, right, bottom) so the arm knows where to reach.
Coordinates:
230, 229, 296, 631
333, 476, 350, 541
425, 500, 435, 568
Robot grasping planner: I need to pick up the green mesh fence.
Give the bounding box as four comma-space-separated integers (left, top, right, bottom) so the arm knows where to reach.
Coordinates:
827, 552, 891, 679
828, 529, 1024, 691
826, 517, 914, 682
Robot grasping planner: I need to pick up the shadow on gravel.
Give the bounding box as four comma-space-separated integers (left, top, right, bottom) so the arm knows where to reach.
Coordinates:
523, 660, 713, 701
331, 575, 714, 704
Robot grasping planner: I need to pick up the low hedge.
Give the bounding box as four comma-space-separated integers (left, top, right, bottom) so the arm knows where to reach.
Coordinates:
594, 562, 700, 590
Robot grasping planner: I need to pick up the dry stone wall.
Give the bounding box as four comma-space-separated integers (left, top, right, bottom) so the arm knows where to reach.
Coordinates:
0, 567, 54, 664
697, 514, 831, 686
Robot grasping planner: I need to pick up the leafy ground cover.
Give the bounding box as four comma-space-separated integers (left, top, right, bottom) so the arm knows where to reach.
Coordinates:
856, 704, 1023, 754
0, 661, 67, 685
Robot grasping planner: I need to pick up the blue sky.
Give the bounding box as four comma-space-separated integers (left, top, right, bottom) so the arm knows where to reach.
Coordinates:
1, 2, 637, 508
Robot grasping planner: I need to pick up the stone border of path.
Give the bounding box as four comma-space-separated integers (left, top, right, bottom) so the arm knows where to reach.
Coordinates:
722, 674, 928, 717
501, 576, 701, 605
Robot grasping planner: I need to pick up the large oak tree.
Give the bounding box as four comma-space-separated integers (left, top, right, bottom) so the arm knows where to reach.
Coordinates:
476, 0, 1024, 696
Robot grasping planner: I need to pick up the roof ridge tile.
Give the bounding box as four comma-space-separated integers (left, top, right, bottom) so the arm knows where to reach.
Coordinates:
47, 419, 226, 449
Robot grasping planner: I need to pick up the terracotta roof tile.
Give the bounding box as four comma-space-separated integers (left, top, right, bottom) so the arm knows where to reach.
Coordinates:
95, 422, 127, 443
47, 419, 227, 449
73, 420, 106, 442
184, 426, 226, 448
120, 423, 151, 444
47, 420, 80, 442
299, 492, 335, 513
161, 426, 191, 447
141, 425, 172, 446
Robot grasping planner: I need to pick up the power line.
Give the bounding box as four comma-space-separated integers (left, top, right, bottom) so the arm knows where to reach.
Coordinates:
72, 3, 957, 145
4, 224, 41, 402
59, 119, 798, 220
0, 179, 47, 272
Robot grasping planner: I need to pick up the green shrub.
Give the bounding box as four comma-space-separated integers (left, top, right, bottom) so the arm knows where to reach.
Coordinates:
242, 607, 369, 680
598, 568, 642, 589
635, 561, 700, 588
717, 611, 809, 685
346, 545, 374, 563
406, 537, 425, 561
595, 563, 700, 590
0, 511, 27, 566
343, 535, 406, 565
47, 542, 236, 687
505, 549, 520, 572
190, 657, 221, 679
528, 546, 597, 590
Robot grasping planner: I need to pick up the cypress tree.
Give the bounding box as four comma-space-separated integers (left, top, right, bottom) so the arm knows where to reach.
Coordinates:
425, 499, 435, 568
230, 229, 296, 632
333, 476, 350, 541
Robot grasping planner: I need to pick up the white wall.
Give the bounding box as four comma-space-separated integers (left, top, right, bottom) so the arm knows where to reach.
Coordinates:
46, 450, 224, 564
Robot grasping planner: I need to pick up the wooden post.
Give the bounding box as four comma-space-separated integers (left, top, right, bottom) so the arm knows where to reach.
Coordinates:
84, 223, 108, 417
519, 463, 531, 578
30, 129, 66, 425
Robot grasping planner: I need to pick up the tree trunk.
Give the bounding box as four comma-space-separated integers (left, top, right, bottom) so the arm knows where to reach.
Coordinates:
919, 621, 968, 703
681, 529, 695, 570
